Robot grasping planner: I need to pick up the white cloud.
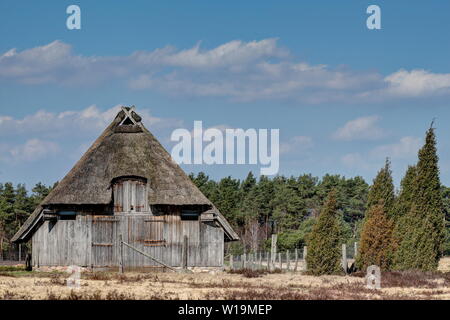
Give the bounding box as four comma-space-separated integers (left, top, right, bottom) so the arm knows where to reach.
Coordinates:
2, 40, 450, 102
332, 116, 386, 141
340, 152, 371, 170
280, 136, 313, 154
129, 61, 381, 103
0, 105, 184, 164
340, 136, 422, 170
0, 105, 180, 137
370, 136, 421, 159
8, 139, 59, 162
137, 39, 288, 68
384, 69, 450, 97
0, 41, 124, 85
0, 39, 286, 86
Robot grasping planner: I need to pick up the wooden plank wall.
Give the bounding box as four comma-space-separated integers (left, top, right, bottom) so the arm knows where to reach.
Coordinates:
32, 213, 224, 268
32, 216, 92, 267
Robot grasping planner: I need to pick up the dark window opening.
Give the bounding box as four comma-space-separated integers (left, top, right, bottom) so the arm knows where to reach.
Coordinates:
122, 117, 135, 125
60, 215, 76, 221
181, 210, 199, 221
58, 211, 77, 221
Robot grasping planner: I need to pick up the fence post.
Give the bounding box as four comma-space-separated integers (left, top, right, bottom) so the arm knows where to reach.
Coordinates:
354, 242, 358, 259
303, 246, 308, 271
294, 248, 298, 272
278, 252, 282, 271
243, 252, 247, 269
230, 254, 234, 270
119, 234, 124, 273
342, 243, 347, 274
270, 234, 277, 271
259, 252, 262, 270
286, 250, 290, 271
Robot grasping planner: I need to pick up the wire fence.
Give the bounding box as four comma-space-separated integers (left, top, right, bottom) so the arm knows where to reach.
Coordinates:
226, 243, 358, 272
0, 243, 29, 264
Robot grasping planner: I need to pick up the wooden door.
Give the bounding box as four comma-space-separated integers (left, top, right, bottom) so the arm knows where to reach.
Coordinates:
91, 216, 119, 267
113, 179, 148, 213
126, 216, 166, 267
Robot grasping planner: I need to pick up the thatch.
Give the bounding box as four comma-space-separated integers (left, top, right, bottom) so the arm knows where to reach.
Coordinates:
11, 206, 43, 242
42, 108, 210, 206
12, 107, 239, 242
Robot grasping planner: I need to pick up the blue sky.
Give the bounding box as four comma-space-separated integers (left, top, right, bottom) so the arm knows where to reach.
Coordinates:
1, 1, 450, 190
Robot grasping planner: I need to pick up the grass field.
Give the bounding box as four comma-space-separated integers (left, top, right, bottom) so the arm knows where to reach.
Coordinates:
1, 257, 450, 300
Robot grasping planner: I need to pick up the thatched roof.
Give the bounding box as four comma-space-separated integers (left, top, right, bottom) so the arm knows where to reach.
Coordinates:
11, 206, 43, 243
12, 107, 239, 242
43, 107, 211, 206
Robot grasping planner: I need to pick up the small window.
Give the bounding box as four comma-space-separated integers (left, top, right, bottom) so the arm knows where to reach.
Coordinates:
181, 210, 199, 221
58, 211, 77, 221
113, 176, 149, 213
121, 117, 135, 125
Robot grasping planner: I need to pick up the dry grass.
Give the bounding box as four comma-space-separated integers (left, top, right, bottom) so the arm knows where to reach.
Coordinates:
226, 268, 282, 278
1, 257, 450, 300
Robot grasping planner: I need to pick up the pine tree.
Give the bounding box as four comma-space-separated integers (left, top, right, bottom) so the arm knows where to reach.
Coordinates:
366, 158, 395, 215
251, 176, 275, 235
394, 126, 445, 271
441, 186, 450, 255
240, 172, 256, 195
392, 165, 417, 255
356, 160, 395, 270
13, 184, 32, 232
317, 174, 345, 207
356, 203, 394, 271
215, 176, 241, 225
31, 182, 54, 207
342, 176, 369, 224
238, 172, 257, 223
0, 183, 16, 253
271, 176, 305, 231
393, 165, 417, 221
306, 190, 343, 275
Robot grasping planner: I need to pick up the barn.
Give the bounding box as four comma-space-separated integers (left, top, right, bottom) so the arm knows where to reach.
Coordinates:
11, 106, 239, 270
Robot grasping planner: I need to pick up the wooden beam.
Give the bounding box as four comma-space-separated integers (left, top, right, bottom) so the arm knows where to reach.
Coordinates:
122, 240, 177, 272
120, 106, 139, 126
182, 236, 188, 269
119, 234, 124, 273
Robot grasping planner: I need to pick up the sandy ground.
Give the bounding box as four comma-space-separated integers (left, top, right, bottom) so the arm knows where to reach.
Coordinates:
1, 258, 450, 300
